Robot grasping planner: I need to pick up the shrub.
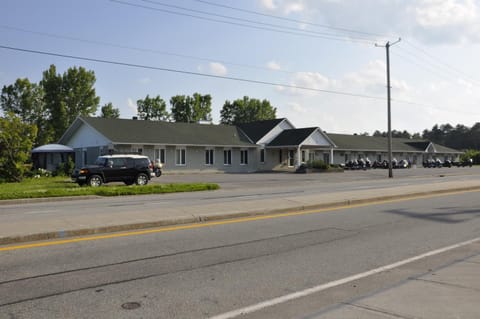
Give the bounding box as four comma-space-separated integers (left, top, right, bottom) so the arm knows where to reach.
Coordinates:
460, 150, 480, 164
307, 160, 328, 170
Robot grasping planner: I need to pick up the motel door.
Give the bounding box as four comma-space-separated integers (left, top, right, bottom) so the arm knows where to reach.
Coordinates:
288, 150, 295, 167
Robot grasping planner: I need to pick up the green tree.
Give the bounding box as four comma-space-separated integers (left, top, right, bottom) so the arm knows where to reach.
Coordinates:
40, 65, 100, 141
0, 113, 38, 182
220, 96, 276, 125
99, 102, 120, 119
1, 78, 51, 145
170, 93, 212, 123
137, 95, 169, 120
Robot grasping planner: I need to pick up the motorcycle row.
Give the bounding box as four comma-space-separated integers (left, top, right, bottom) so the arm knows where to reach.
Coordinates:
342, 158, 410, 170
342, 158, 474, 170
422, 158, 473, 168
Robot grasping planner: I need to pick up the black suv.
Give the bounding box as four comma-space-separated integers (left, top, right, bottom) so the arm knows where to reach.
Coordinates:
72, 155, 152, 186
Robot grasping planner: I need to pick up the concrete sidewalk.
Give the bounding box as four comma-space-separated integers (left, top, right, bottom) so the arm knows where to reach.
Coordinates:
315, 251, 480, 319
1, 179, 480, 246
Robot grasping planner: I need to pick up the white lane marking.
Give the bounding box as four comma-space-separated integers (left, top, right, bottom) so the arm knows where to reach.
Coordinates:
22, 210, 59, 215
209, 237, 480, 319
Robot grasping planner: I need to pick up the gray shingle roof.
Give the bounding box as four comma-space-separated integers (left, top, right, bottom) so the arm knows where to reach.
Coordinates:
327, 133, 460, 153
268, 128, 318, 147
237, 118, 285, 143
80, 117, 255, 147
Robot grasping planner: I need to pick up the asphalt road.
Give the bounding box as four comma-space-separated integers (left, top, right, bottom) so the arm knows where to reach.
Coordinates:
1, 191, 480, 318
2, 167, 480, 221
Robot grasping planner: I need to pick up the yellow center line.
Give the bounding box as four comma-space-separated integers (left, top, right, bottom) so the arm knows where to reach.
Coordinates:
1, 189, 478, 252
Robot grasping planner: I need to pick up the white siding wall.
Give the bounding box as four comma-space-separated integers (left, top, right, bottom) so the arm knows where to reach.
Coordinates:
67, 124, 110, 149
303, 130, 331, 147
257, 120, 295, 145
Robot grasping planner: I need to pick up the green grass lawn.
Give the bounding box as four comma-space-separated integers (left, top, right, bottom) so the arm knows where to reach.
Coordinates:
0, 176, 219, 200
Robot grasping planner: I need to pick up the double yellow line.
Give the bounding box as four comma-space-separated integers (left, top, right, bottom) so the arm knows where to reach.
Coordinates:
1, 189, 477, 252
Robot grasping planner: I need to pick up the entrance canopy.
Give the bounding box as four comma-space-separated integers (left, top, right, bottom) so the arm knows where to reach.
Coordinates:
32, 144, 74, 153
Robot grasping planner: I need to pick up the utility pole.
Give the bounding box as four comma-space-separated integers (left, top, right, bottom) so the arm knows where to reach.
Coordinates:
376, 38, 401, 178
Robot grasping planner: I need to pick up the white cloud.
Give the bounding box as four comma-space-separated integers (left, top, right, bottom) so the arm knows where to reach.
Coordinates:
127, 98, 137, 113
138, 77, 151, 85
284, 2, 304, 14
260, 0, 277, 10
284, 0, 480, 44
266, 60, 282, 70
208, 62, 228, 76
283, 72, 331, 96
259, 0, 304, 15
280, 60, 397, 98
288, 102, 307, 113
414, 0, 477, 27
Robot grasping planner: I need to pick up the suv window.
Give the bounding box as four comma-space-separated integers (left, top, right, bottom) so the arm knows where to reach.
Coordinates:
135, 158, 150, 168
111, 158, 127, 168
94, 157, 107, 166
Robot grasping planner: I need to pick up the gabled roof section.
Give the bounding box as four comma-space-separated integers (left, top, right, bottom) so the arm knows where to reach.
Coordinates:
430, 143, 461, 154
267, 127, 334, 147
327, 134, 461, 153
405, 141, 431, 151
237, 118, 287, 143
62, 117, 255, 147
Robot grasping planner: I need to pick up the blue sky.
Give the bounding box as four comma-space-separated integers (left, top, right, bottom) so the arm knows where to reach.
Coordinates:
1, 0, 480, 134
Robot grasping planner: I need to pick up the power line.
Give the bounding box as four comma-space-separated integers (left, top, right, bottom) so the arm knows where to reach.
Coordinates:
190, 0, 393, 39
138, 0, 377, 42
402, 39, 480, 86
392, 50, 456, 83
190, 0, 478, 89
1, 46, 478, 116
0, 44, 386, 100
0, 25, 300, 75
109, 0, 376, 45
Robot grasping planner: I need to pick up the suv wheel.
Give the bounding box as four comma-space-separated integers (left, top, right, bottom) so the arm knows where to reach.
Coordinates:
135, 173, 148, 185
88, 175, 103, 187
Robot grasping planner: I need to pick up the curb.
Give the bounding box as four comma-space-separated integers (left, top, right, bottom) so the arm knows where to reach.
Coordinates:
0, 195, 100, 206
1, 186, 480, 246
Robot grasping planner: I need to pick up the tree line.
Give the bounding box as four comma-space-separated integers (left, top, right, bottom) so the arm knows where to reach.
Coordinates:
1, 64, 479, 182
1, 64, 277, 147
358, 123, 480, 151
0, 64, 276, 181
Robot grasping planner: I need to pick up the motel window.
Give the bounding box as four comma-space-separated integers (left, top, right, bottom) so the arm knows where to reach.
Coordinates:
260, 149, 265, 163
155, 148, 166, 164
301, 150, 306, 163
175, 148, 186, 166
224, 149, 232, 165
131, 147, 143, 154
240, 150, 248, 165
205, 149, 214, 165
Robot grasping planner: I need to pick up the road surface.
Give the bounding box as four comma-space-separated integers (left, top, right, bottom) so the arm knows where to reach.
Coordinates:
1, 190, 479, 318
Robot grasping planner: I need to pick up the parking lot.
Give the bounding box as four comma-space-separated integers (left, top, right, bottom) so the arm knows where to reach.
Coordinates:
155, 166, 480, 191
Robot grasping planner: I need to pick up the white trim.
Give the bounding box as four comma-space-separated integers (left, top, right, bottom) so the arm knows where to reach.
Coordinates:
260, 148, 265, 164
175, 147, 186, 166
240, 149, 249, 165
223, 148, 232, 166
154, 147, 166, 165
205, 148, 215, 166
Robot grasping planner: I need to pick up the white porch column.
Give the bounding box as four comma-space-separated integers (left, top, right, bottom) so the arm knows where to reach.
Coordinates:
330, 148, 334, 164
297, 145, 302, 167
